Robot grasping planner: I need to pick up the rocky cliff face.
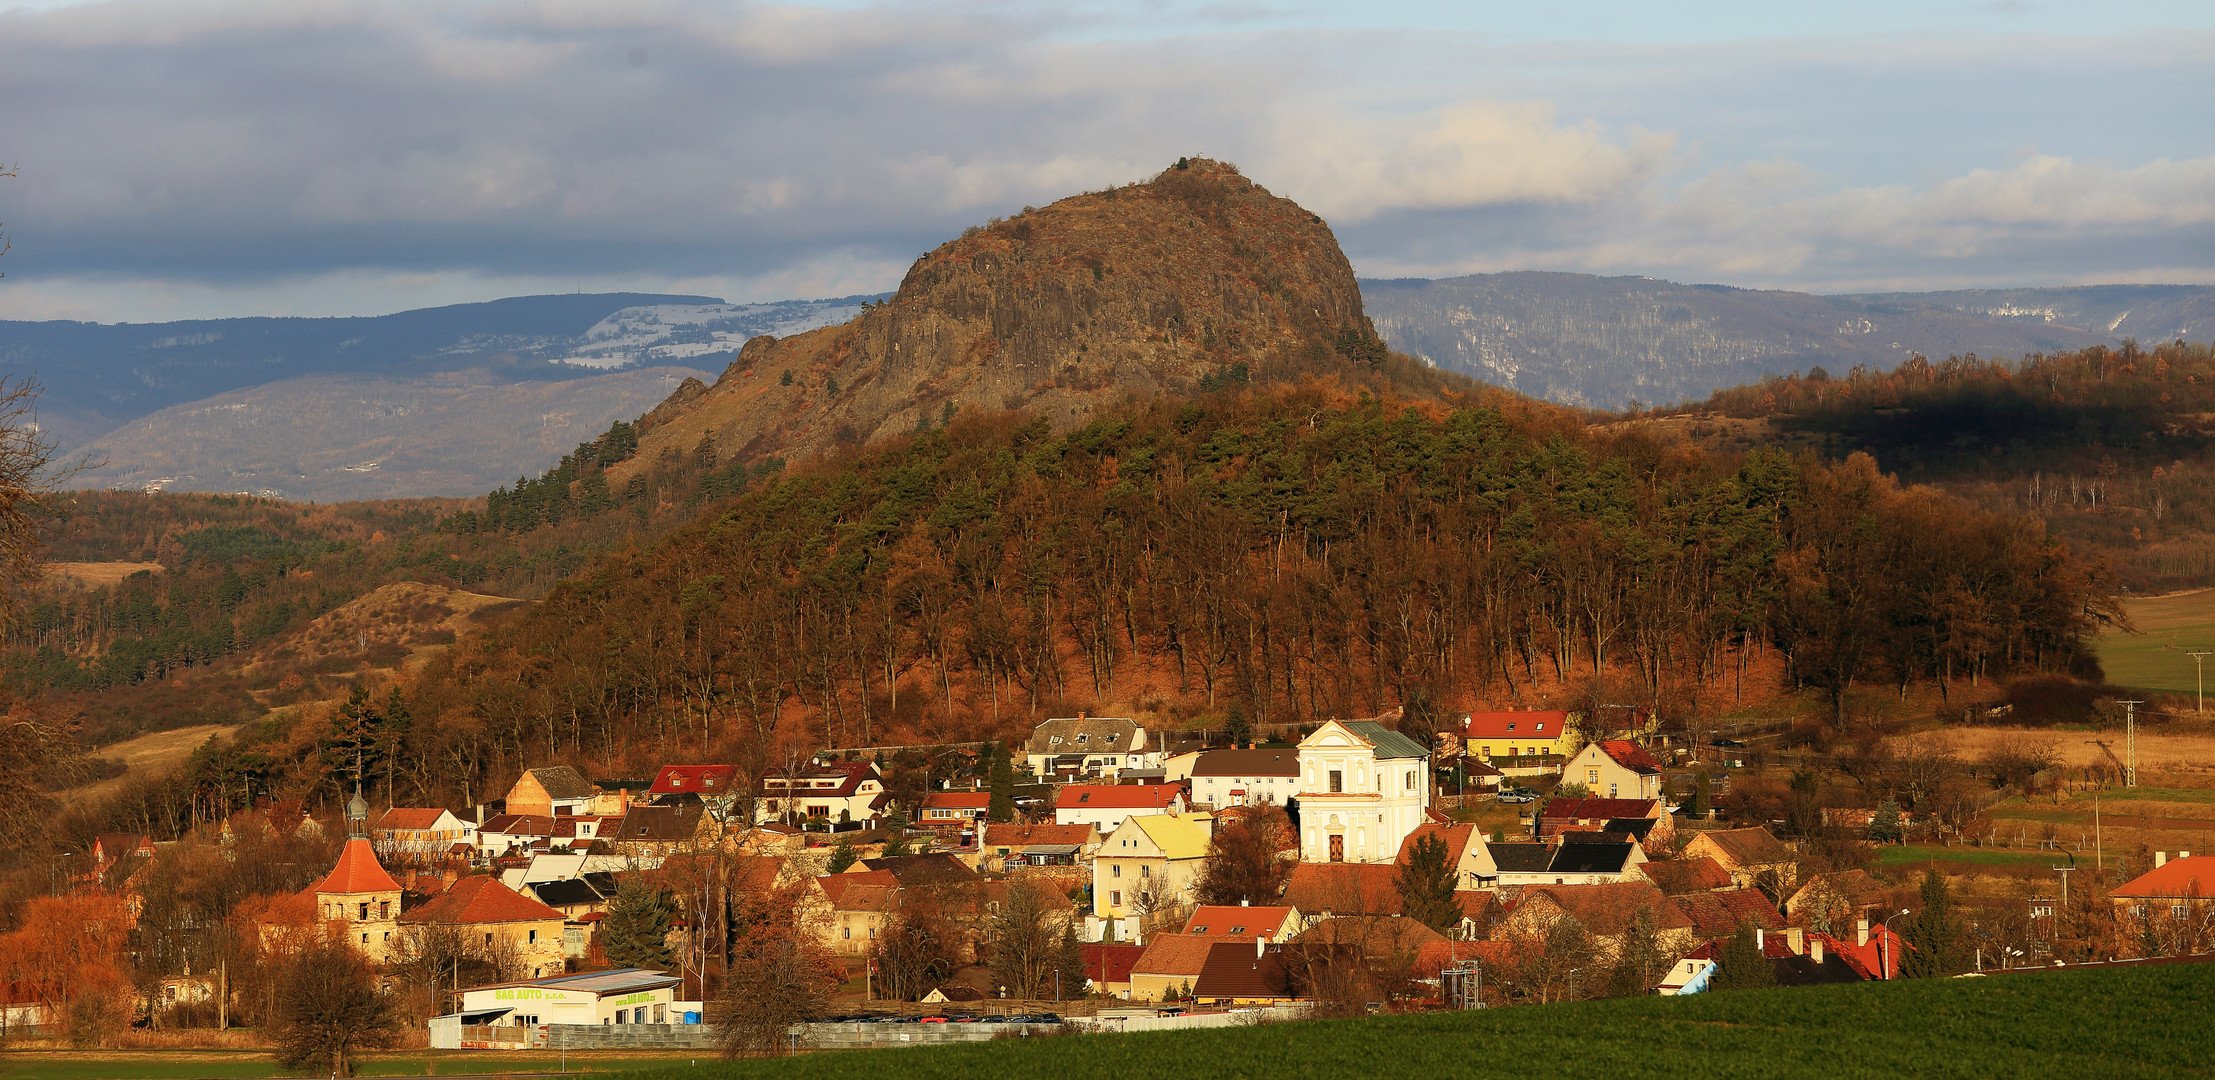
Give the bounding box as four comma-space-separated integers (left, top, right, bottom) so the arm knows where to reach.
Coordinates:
619, 159, 1384, 468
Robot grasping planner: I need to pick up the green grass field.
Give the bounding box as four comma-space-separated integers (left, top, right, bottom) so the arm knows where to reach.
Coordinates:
0, 1054, 695, 1080
2098, 589, 2215, 694
626, 962, 2215, 1080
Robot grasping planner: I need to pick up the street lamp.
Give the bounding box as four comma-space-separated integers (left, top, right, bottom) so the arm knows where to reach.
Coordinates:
1882, 910, 1912, 980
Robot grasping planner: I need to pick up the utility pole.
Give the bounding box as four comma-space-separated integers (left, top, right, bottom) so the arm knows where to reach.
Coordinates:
2189, 651, 2211, 715
2120, 700, 2144, 788
2052, 865, 2073, 911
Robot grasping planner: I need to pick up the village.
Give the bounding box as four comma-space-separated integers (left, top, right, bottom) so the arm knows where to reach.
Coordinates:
33, 705, 2212, 1057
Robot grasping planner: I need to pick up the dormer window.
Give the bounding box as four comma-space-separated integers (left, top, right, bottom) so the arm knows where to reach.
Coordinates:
1536, 723, 1547, 732
1050, 736, 1062, 745
1507, 723, 1517, 732
1076, 734, 1088, 744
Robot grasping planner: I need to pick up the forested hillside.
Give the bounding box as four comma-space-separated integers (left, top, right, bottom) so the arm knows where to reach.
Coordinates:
1667, 339, 2215, 590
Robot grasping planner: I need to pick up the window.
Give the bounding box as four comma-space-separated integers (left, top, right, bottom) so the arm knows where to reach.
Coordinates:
1141, 865, 1151, 878
358, 902, 370, 920
360, 932, 369, 944
842, 926, 851, 939
1111, 890, 1122, 906
1406, 771, 1415, 791
529, 929, 539, 943
1329, 770, 1343, 794
616, 1009, 628, 1024
1587, 769, 1600, 784
378, 900, 390, 919
1112, 864, 1122, 878
2174, 904, 2190, 920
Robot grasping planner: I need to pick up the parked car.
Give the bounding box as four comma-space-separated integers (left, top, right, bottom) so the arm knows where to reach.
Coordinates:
1496, 788, 1537, 804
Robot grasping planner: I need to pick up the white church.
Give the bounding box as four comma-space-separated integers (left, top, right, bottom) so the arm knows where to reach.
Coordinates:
1293, 718, 1433, 863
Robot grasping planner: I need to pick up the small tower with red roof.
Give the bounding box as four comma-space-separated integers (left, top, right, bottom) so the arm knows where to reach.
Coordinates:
310, 788, 406, 961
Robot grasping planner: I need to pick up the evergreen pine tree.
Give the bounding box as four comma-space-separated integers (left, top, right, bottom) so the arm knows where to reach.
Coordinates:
1053, 922, 1089, 1001
827, 835, 859, 874
1869, 797, 1904, 843
1902, 869, 1962, 977
1688, 772, 1712, 818
1710, 923, 1774, 991
1395, 833, 1461, 932
601, 879, 676, 969
988, 744, 1017, 823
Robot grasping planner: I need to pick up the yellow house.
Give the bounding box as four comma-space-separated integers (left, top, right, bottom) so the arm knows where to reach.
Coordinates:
1091, 813, 1212, 942
402, 875, 570, 979
1452, 710, 1581, 763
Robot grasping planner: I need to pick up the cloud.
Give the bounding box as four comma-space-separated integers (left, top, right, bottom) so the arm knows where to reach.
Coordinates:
0, 1, 2208, 322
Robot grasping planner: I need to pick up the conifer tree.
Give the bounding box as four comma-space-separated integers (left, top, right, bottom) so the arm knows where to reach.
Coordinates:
1710, 923, 1774, 991
1903, 869, 1962, 977
827, 835, 859, 874
988, 743, 1016, 823
1395, 832, 1461, 932
1869, 797, 1904, 843
601, 878, 677, 969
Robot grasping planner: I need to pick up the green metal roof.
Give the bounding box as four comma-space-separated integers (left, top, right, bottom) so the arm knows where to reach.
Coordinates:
1345, 720, 1431, 760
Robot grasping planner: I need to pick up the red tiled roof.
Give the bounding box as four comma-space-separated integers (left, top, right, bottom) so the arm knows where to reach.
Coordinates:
1687, 826, 1797, 868
1596, 740, 1665, 774
1131, 933, 1227, 978
1192, 941, 1292, 1000
373, 808, 452, 831
1519, 882, 1693, 937
651, 765, 740, 795
1396, 823, 1477, 866
402, 875, 564, 925
817, 870, 899, 904
310, 838, 402, 896
1082, 943, 1146, 985
480, 814, 559, 836
758, 761, 880, 798
1055, 784, 1182, 810
983, 823, 1099, 849
1541, 797, 1660, 821
1460, 711, 1571, 740
1182, 906, 1294, 939
1641, 856, 1732, 895
834, 883, 900, 913
2112, 855, 2215, 899
923, 792, 992, 810
1284, 863, 1401, 917
1672, 888, 1785, 938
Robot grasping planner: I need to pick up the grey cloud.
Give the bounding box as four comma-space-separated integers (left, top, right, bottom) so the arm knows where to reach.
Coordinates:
0, 1, 2209, 323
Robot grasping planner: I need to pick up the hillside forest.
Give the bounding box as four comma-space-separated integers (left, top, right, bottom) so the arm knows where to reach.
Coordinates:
4, 357, 2139, 850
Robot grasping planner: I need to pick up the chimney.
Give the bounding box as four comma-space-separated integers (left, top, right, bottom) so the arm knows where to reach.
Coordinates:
1755, 928, 1764, 951
1256, 937, 1266, 958
405, 869, 418, 891
2157, 851, 2169, 868
1856, 917, 1870, 947
1811, 937, 1826, 965
1785, 927, 1805, 955
1241, 898, 1250, 907
2183, 851, 2193, 860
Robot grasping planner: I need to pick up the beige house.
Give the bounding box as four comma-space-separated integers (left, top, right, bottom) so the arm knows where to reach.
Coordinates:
1563, 741, 1667, 802
308, 837, 405, 962
372, 808, 475, 866
402, 875, 569, 979
1395, 823, 1499, 890
1126, 933, 1219, 1001
607, 805, 721, 860
813, 872, 901, 956
1090, 813, 1213, 943
1683, 827, 1800, 892
1294, 717, 1431, 864
504, 767, 601, 818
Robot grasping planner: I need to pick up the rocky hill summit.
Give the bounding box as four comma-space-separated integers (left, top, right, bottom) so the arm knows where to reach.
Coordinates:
618, 159, 1429, 469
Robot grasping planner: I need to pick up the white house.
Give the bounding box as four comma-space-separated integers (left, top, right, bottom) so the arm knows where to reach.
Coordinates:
1026, 717, 1157, 779
1187, 748, 1298, 809
1293, 718, 1431, 865
371, 808, 475, 863
1053, 783, 1186, 834
754, 761, 888, 825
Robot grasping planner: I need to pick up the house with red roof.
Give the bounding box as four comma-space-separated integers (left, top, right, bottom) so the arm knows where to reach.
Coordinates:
1182, 904, 1299, 942
1053, 783, 1186, 833
1564, 740, 1666, 802
920, 791, 992, 827
1539, 795, 1673, 852
403, 875, 570, 979
1683, 826, 1800, 892
2111, 851, 2215, 923
1449, 710, 1581, 774
755, 760, 888, 826
1082, 942, 1146, 998
648, 765, 742, 810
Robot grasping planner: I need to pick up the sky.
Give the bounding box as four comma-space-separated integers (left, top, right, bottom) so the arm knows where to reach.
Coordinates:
0, 0, 2209, 323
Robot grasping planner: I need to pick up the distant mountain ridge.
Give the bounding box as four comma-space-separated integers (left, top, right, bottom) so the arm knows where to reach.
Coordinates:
2, 292, 881, 449
1361, 273, 2215, 409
